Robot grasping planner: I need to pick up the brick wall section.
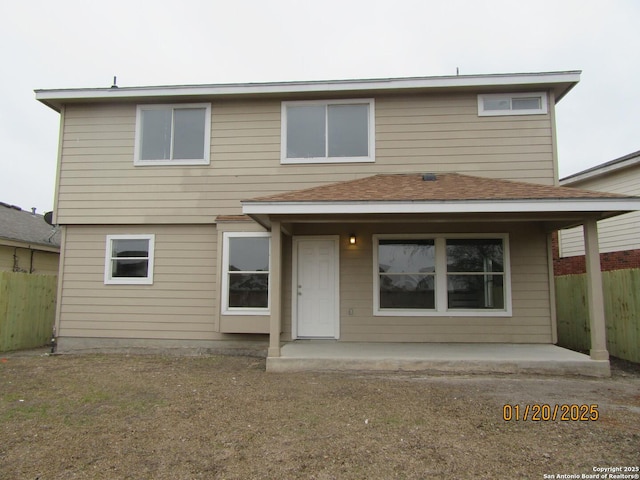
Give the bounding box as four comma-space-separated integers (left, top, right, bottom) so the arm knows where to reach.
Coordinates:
552, 232, 640, 275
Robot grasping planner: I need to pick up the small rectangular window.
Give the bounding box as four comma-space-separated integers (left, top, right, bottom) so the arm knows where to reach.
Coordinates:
222, 233, 271, 314
135, 104, 211, 165
281, 99, 375, 164
511, 97, 541, 110
478, 93, 547, 116
104, 234, 155, 285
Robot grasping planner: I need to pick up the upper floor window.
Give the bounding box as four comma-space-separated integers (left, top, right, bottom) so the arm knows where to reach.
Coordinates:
104, 234, 155, 285
134, 103, 211, 166
281, 99, 375, 164
477, 92, 548, 116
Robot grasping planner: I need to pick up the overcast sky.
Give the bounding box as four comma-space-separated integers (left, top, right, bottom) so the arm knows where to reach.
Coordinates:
1, 0, 638, 213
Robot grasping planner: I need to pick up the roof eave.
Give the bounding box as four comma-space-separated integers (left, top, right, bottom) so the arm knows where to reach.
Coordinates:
0, 236, 60, 252
242, 198, 640, 216
561, 150, 640, 185
35, 71, 581, 111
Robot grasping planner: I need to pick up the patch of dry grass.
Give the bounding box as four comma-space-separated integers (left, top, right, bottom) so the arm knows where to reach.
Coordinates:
1, 353, 638, 479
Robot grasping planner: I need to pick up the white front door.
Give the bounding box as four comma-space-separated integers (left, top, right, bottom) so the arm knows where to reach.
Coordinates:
294, 236, 339, 339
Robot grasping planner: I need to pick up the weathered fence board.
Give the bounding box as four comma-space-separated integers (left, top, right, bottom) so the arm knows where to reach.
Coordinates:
602, 269, 640, 362
0, 272, 57, 352
555, 269, 640, 363
555, 274, 589, 352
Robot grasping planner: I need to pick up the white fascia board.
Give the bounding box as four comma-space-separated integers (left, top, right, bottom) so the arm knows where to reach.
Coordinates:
35, 71, 580, 108
242, 198, 640, 216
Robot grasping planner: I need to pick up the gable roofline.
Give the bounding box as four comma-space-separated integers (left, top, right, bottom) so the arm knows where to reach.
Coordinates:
35, 71, 581, 112
560, 149, 640, 186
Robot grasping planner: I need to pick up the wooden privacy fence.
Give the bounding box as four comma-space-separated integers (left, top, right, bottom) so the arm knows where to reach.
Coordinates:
556, 269, 640, 363
0, 272, 57, 352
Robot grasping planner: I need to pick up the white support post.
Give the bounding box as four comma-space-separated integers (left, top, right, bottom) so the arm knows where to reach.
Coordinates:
583, 218, 608, 361
268, 220, 282, 358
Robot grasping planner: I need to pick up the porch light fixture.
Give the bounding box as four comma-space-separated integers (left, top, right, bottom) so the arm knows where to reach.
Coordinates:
349, 234, 357, 245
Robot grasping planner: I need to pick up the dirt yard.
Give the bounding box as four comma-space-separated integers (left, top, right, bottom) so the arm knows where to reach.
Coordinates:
1, 351, 638, 480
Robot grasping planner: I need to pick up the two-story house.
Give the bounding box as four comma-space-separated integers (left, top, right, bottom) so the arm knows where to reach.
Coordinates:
36, 71, 640, 375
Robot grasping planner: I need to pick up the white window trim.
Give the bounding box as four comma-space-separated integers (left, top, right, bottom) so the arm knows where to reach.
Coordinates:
221, 232, 271, 316
134, 103, 211, 166
373, 233, 512, 317
477, 92, 548, 116
280, 98, 375, 164
104, 234, 155, 285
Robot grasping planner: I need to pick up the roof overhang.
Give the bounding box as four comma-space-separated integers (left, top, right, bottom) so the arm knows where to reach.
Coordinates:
243, 198, 640, 215
0, 237, 60, 252
242, 198, 640, 230
35, 71, 581, 112
561, 150, 640, 185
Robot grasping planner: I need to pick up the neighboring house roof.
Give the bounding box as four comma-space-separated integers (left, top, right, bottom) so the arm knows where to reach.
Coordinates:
242, 173, 640, 218
560, 149, 640, 185
35, 71, 580, 112
0, 202, 60, 250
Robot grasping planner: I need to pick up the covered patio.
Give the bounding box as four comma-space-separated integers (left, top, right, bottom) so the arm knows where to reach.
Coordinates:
241, 173, 640, 377
267, 341, 609, 377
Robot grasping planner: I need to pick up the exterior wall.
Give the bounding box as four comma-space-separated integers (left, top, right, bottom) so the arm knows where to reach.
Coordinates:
53, 88, 560, 347
56, 224, 250, 342
56, 92, 555, 224
0, 244, 59, 275
559, 166, 640, 257
281, 221, 553, 343
552, 232, 640, 275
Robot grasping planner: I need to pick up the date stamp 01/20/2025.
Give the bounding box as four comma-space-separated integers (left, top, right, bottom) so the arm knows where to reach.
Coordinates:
502, 404, 600, 422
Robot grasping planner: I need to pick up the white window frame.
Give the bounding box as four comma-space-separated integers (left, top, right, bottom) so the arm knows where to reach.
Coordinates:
373, 233, 512, 317
280, 98, 375, 164
104, 234, 155, 285
477, 92, 548, 116
221, 232, 271, 315
134, 103, 211, 166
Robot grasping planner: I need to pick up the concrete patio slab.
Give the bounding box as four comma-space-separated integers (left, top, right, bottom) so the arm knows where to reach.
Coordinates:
266, 342, 610, 377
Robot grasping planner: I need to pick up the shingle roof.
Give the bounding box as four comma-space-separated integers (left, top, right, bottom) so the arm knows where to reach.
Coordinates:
246, 173, 632, 204
0, 202, 60, 249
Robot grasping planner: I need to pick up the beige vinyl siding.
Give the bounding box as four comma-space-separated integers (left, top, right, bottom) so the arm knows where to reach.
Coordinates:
31, 250, 60, 275
558, 227, 585, 257
0, 245, 13, 271
0, 244, 59, 275
56, 93, 555, 224
559, 166, 640, 257
58, 224, 228, 340
282, 222, 552, 343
